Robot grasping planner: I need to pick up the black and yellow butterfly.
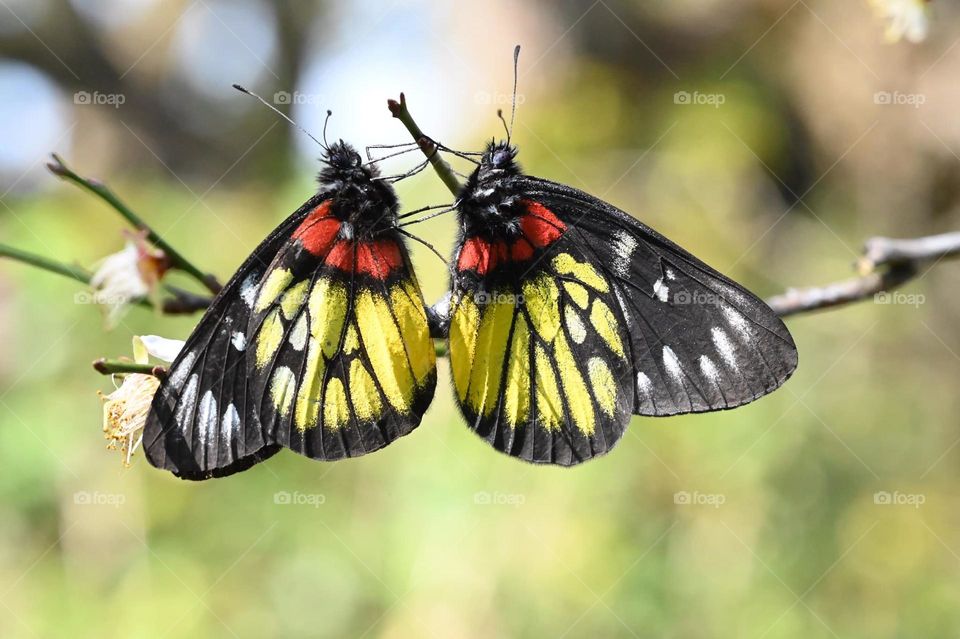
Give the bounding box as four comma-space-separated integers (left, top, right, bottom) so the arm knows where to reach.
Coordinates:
433, 49, 798, 466
144, 139, 436, 479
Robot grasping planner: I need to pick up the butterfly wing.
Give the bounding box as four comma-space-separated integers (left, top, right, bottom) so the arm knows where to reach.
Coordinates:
449, 178, 797, 466
143, 195, 329, 479
519, 177, 798, 415
246, 204, 437, 460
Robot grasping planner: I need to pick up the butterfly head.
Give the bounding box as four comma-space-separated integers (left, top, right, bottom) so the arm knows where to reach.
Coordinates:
478, 140, 519, 180
318, 140, 372, 186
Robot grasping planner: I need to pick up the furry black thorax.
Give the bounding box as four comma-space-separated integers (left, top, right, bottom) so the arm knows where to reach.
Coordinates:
317, 140, 398, 240
456, 140, 526, 239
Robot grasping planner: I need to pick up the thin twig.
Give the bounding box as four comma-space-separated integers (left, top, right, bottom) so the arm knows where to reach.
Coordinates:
93, 358, 167, 377
46, 154, 222, 294
767, 232, 960, 317
387, 93, 463, 197
0, 243, 212, 315
0, 243, 90, 284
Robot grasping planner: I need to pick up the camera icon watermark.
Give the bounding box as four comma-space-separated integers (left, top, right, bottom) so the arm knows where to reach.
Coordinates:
674, 91, 726, 108
674, 490, 725, 508
273, 490, 325, 507
873, 91, 926, 108
74, 90, 126, 108
873, 490, 925, 508
474, 491, 525, 507
74, 491, 126, 507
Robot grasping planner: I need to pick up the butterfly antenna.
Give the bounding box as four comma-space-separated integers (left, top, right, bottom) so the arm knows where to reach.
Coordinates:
497, 109, 510, 140
322, 109, 333, 148
508, 44, 520, 145
232, 84, 328, 151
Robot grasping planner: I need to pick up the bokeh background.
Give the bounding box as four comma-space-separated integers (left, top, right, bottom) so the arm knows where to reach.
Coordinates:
1, 0, 959, 637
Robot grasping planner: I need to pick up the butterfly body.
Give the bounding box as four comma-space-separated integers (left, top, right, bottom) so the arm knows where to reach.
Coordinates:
447, 140, 798, 466
145, 141, 436, 480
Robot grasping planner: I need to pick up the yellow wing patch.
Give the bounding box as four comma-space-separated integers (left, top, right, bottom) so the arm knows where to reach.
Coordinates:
450, 295, 480, 400
254, 269, 435, 434
452, 252, 630, 440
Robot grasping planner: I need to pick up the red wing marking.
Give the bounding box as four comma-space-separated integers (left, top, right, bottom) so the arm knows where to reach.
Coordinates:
324, 239, 404, 279
456, 200, 567, 274
518, 200, 566, 248
293, 201, 339, 256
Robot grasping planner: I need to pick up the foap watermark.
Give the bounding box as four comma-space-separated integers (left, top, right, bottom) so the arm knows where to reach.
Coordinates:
673, 290, 725, 308
874, 291, 925, 307
474, 291, 524, 305
74, 90, 125, 108
674, 91, 725, 108
474, 90, 526, 106
273, 91, 324, 106
674, 490, 725, 508
474, 491, 525, 507
874, 490, 925, 508
874, 91, 926, 108
273, 490, 326, 507
74, 291, 136, 306
74, 490, 126, 507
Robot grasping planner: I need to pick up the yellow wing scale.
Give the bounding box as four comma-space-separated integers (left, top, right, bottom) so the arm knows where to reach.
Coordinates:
451, 251, 629, 439
253, 272, 436, 434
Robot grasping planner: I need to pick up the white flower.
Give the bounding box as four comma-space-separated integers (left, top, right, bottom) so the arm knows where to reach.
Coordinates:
870, 0, 931, 43
99, 335, 184, 467
89, 231, 169, 329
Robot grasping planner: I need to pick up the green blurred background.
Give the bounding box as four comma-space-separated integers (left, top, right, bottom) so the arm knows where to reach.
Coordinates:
2, 0, 959, 637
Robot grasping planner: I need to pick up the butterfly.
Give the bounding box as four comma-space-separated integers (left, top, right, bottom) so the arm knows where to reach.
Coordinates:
144, 102, 437, 479
428, 47, 798, 466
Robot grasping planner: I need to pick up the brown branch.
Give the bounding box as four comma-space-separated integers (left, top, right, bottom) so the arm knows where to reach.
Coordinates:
767, 232, 960, 317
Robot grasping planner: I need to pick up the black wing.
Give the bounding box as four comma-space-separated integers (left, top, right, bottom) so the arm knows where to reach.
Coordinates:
143, 194, 329, 480
518, 176, 798, 416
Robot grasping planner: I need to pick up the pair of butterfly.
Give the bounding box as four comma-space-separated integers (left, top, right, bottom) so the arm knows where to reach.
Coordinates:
144, 61, 798, 481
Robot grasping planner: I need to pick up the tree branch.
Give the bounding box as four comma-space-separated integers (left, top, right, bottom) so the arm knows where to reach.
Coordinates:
767, 232, 960, 317
387, 93, 463, 197
47, 154, 222, 294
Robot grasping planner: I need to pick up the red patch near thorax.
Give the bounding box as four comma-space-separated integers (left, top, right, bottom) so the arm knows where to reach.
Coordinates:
457, 199, 567, 275
324, 240, 403, 279
292, 201, 338, 256
294, 201, 403, 279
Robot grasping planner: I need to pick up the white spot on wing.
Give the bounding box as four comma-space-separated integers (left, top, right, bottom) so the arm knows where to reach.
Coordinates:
221, 403, 239, 452
270, 366, 296, 414
231, 331, 246, 351
666, 268, 676, 281
699, 355, 720, 382
653, 278, 669, 303
289, 314, 308, 351
722, 306, 749, 338
663, 346, 682, 380
564, 306, 587, 344
636, 372, 652, 395
611, 230, 638, 276
614, 286, 632, 324
168, 352, 197, 389
197, 390, 217, 448
240, 273, 259, 308
711, 327, 737, 369
175, 374, 200, 432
